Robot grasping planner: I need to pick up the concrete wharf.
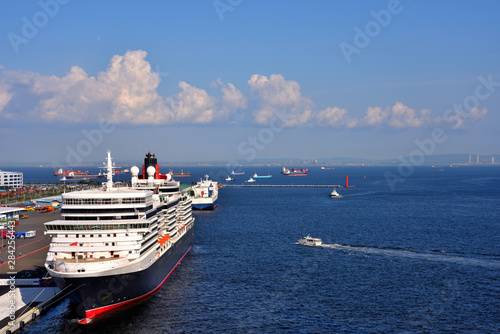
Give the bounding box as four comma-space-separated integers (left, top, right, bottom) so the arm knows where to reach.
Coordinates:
221, 184, 352, 188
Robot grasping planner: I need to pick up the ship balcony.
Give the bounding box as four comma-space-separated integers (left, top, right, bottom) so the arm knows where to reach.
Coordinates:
49, 244, 140, 252
51, 235, 142, 243
179, 205, 191, 213
178, 212, 192, 220
164, 216, 176, 224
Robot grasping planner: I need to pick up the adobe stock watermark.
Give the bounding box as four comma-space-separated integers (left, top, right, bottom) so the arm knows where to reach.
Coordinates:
407, 278, 460, 330
211, 108, 296, 182
51, 65, 169, 169
7, 0, 70, 54
443, 74, 499, 130
61, 274, 135, 334
6, 220, 17, 326
339, 0, 404, 64
385, 74, 499, 191
54, 120, 115, 168
213, 0, 242, 21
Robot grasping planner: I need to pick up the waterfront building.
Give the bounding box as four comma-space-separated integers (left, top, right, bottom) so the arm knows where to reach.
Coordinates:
0, 207, 24, 221
0, 170, 23, 188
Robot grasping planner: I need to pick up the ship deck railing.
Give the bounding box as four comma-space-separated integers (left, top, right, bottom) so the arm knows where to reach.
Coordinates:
53, 256, 127, 263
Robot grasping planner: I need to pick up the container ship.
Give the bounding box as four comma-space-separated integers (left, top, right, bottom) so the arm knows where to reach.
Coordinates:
44, 151, 194, 323
280, 166, 309, 176
190, 175, 218, 210
54, 168, 104, 180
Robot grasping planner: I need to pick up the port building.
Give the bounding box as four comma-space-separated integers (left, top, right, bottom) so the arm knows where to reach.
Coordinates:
0, 170, 23, 188
34, 196, 62, 208
0, 207, 24, 221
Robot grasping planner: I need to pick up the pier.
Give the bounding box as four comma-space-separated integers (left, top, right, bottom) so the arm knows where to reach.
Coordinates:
221, 184, 352, 188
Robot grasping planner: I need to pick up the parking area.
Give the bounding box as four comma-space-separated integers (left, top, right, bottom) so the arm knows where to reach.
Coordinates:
0, 212, 60, 275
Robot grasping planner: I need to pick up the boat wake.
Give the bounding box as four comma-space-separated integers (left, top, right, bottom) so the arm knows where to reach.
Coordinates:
340, 191, 382, 198
321, 243, 500, 269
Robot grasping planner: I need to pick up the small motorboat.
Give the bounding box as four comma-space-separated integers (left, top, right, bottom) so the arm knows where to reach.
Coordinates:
225, 176, 234, 181
245, 177, 256, 183
298, 235, 322, 246
329, 188, 342, 198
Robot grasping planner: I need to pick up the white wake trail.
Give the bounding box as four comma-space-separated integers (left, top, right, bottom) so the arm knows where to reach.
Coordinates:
321, 243, 500, 269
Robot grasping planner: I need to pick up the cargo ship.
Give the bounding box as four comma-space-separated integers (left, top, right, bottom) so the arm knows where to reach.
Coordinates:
44, 151, 194, 323
280, 166, 309, 176
190, 175, 218, 210
168, 169, 191, 177
54, 168, 104, 180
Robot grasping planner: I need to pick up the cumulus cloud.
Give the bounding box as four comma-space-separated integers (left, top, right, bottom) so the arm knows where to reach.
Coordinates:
315, 107, 349, 127
248, 74, 313, 127
362, 106, 390, 126
212, 79, 248, 118
387, 102, 431, 128
434, 107, 488, 129
168, 81, 216, 123
0, 82, 14, 118
0, 50, 244, 125
337, 103, 433, 129
0, 52, 488, 130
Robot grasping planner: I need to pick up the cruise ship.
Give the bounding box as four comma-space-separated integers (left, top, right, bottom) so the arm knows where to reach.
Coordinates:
44, 151, 194, 323
190, 175, 218, 210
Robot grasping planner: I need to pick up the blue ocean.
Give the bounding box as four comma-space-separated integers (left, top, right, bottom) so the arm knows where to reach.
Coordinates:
14, 165, 500, 333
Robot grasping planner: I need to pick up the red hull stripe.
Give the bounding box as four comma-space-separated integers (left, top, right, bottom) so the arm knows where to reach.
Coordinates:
81, 245, 192, 323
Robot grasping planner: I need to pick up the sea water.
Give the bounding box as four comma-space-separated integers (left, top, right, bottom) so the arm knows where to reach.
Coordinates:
16, 165, 500, 333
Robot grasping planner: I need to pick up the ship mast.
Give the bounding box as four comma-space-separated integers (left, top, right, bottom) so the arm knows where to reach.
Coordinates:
104, 150, 115, 191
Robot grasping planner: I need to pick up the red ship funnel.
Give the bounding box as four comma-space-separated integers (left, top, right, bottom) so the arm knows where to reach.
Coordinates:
345, 175, 349, 188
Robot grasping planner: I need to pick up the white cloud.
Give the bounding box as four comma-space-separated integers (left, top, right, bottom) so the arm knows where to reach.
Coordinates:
469, 107, 487, 120
362, 106, 390, 126
248, 74, 313, 126
315, 107, 349, 127
387, 102, 431, 129
0, 50, 242, 125
0, 82, 14, 118
434, 107, 488, 129
0, 52, 488, 130
168, 81, 216, 123
342, 103, 432, 129
212, 79, 248, 118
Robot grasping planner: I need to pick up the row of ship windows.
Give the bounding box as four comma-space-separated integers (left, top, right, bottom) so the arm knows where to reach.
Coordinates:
61, 204, 153, 214
63, 215, 139, 221
63, 197, 149, 205
46, 223, 150, 231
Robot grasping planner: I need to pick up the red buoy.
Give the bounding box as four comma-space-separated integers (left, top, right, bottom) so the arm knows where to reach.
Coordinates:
345, 175, 349, 188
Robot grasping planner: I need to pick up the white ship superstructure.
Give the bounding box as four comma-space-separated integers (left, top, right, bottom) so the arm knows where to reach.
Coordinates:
190, 175, 218, 210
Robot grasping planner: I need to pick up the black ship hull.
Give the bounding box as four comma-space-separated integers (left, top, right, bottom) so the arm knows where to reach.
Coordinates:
52, 227, 193, 322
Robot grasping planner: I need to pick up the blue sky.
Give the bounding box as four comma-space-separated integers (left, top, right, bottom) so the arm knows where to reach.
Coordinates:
0, 0, 499, 165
